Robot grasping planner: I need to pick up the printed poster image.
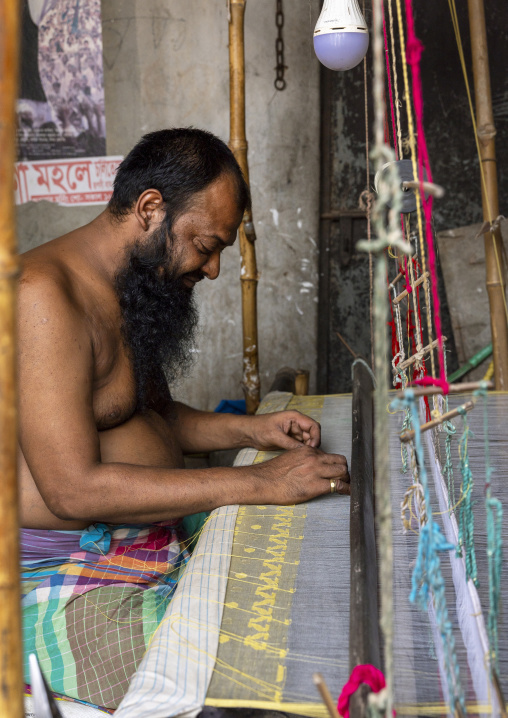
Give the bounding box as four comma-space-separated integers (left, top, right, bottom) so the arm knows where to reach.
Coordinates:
15, 0, 121, 206
18, 0, 106, 161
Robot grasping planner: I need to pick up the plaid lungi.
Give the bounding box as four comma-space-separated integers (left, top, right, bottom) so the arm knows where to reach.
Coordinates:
21, 521, 190, 709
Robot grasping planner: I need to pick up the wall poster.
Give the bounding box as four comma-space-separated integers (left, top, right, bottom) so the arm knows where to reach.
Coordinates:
15, 0, 121, 206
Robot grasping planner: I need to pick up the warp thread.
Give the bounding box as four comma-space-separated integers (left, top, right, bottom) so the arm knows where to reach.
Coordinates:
455, 409, 479, 587
403, 0, 447, 389
474, 384, 504, 674
442, 420, 457, 513
391, 391, 465, 714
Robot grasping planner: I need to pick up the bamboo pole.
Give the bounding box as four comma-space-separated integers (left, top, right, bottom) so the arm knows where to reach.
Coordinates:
228, 0, 260, 414
467, 0, 508, 390
0, 1, 23, 717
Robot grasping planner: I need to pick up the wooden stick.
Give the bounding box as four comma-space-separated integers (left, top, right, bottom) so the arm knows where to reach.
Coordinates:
392, 271, 429, 305
295, 369, 310, 396
389, 270, 405, 287
492, 670, 508, 718
402, 179, 445, 199
454, 699, 466, 718
229, 0, 260, 414
336, 331, 359, 359
395, 336, 446, 373
395, 380, 494, 398
313, 673, 341, 718
0, 2, 23, 718
399, 400, 475, 443
467, 0, 508, 390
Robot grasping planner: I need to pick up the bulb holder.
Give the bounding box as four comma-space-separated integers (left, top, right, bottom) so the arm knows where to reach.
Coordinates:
313, 0, 369, 70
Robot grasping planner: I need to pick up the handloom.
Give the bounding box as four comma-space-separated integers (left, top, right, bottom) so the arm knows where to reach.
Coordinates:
109, 372, 507, 718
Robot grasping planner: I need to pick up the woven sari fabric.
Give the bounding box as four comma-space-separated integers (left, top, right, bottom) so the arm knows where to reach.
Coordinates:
21, 522, 190, 709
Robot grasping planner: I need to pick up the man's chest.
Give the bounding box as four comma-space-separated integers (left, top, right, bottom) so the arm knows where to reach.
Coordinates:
92, 332, 138, 431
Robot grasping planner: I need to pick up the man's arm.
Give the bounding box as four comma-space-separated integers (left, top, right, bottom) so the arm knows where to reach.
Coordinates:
169, 402, 322, 454
19, 276, 348, 526
145, 369, 322, 455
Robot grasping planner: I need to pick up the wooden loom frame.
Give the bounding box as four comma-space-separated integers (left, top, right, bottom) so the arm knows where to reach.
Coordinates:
348, 360, 381, 717
0, 2, 24, 718
228, 0, 261, 415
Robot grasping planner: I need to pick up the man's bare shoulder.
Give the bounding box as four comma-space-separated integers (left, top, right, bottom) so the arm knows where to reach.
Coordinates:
18, 241, 94, 359
20, 251, 80, 319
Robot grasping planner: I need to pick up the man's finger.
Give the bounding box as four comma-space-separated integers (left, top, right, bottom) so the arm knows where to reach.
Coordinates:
317, 477, 350, 496
320, 452, 348, 466
307, 421, 321, 448
336, 480, 351, 496
286, 413, 321, 448
316, 462, 350, 480
297, 418, 321, 448
276, 433, 305, 450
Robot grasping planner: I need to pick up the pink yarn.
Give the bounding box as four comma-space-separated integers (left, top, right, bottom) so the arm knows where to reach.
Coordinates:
413, 375, 450, 395
404, 0, 448, 392
338, 665, 386, 718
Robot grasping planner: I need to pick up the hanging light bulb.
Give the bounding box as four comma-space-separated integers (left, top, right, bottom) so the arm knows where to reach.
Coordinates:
314, 0, 369, 71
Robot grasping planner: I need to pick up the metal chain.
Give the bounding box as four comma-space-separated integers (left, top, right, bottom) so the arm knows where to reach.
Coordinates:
274, 0, 287, 91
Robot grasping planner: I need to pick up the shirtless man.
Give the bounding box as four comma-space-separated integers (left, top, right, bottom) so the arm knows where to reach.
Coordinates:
19, 128, 349, 532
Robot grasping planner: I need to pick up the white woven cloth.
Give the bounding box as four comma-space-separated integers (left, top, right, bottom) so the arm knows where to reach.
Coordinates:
114, 449, 259, 718
114, 501, 241, 718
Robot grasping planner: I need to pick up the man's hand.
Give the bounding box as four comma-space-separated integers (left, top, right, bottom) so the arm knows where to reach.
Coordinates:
253, 445, 350, 503
246, 410, 321, 451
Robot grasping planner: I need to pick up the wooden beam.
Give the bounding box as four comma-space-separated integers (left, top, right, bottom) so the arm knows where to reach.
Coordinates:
229, 0, 260, 414
467, 0, 508, 390
0, 1, 23, 717
349, 360, 381, 717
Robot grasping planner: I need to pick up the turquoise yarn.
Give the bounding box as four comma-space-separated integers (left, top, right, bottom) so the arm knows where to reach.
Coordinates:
474, 383, 504, 674
391, 391, 464, 713
456, 410, 479, 587
442, 419, 457, 513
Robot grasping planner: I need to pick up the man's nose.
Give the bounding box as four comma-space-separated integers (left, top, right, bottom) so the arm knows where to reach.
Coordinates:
203, 251, 221, 280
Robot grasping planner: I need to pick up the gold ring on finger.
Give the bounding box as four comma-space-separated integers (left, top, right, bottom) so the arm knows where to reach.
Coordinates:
330, 479, 337, 494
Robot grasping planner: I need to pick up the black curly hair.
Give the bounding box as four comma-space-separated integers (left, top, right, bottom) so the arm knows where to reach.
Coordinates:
108, 127, 250, 231
115, 225, 199, 411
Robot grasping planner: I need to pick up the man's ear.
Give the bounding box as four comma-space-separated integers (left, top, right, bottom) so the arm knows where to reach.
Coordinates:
134, 189, 165, 231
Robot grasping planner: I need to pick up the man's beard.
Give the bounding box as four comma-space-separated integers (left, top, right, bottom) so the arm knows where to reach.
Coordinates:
115, 224, 199, 411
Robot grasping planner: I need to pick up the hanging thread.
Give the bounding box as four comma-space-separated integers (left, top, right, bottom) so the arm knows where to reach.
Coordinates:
391, 390, 465, 714
455, 408, 479, 587
474, 384, 504, 674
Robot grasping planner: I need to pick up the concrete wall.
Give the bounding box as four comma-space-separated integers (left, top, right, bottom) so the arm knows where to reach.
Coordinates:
16, 0, 322, 410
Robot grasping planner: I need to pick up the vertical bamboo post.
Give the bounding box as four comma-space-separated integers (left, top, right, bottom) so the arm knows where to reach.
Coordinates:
228, 0, 261, 414
0, 0, 23, 717
467, 0, 508, 390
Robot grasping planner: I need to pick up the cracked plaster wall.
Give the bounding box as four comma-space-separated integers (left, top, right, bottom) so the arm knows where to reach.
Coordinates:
16, 0, 322, 410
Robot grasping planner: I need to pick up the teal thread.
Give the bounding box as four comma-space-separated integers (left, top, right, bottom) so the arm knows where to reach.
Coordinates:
455, 409, 479, 587
474, 383, 503, 674
442, 419, 457, 512
441, 351, 457, 513
391, 391, 464, 713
